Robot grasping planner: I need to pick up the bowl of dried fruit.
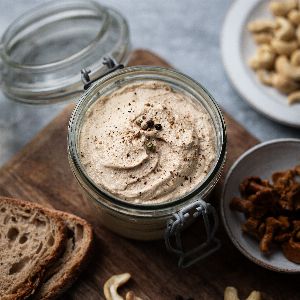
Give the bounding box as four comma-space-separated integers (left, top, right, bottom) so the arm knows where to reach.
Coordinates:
221, 138, 300, 273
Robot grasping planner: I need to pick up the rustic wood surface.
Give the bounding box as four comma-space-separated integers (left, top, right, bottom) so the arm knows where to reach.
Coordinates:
0, 50, 298, 300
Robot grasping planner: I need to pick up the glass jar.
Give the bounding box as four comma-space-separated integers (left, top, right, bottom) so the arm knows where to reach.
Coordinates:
68, 65, 227, 267
0, 0, 130, 104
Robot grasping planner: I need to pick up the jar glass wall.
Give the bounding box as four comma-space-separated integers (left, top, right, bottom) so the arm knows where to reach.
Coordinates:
68, 66, 226, 240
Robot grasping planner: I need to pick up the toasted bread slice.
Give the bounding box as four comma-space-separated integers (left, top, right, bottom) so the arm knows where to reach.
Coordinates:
0, 197, 66, 300
32, 212, 93, 300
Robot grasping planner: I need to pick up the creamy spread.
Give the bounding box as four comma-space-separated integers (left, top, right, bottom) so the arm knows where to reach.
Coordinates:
79, 81, 216, 204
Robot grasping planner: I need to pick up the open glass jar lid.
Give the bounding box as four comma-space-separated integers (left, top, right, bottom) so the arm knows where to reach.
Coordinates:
0, 0, 130, 104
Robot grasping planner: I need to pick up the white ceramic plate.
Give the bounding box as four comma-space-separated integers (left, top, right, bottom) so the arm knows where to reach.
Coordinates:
221, 0, 300, 128
221, 139, 300, 273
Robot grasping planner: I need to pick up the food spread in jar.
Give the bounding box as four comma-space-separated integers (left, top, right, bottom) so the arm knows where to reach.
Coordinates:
79, 81, 216, 204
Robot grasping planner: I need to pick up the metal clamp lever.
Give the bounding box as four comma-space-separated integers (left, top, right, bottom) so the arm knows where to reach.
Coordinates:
81, 57, 124, 90
165, 199, 221, 268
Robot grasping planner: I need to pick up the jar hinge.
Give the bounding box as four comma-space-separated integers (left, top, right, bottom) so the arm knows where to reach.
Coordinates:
81, 57, 124, 90
165, 199, 221, 268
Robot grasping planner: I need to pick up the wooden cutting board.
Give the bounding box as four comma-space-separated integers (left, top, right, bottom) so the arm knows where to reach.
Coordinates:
0, 50, 298, 300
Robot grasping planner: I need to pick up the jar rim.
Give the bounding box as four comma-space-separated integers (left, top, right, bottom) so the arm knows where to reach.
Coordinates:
68, 66, 227, 213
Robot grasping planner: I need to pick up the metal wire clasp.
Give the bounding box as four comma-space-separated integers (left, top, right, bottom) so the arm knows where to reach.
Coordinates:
165, 199, 221, 268
81, 57, 124, 90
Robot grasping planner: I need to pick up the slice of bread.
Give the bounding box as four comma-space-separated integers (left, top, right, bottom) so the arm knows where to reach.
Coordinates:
31, 212, 93, 300
0, 197, 66, 300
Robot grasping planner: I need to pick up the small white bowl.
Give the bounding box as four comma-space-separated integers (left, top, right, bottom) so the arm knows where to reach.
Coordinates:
221, 139, 300, 273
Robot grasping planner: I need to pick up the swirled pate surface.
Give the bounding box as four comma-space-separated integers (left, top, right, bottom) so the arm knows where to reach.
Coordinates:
79, 81, 216, 204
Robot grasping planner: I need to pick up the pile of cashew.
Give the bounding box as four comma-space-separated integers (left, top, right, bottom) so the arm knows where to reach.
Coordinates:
224, 287, 262, 300
103, 273, 143, 300
248, 0, 300, 104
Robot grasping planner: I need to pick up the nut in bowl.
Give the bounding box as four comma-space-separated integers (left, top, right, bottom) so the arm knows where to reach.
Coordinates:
221, 139, 300, 273
222, 0, 300, 127
248, 0, 300, 105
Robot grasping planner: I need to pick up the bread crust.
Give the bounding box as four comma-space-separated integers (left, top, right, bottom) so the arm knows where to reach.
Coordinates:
0, 197, 66, 300
32, 211, 93, 300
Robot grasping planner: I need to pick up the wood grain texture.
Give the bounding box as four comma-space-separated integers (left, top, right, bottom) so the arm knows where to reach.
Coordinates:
0, 50, 298, 300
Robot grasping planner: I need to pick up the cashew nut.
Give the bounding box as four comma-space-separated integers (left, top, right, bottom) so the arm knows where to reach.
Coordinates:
125, 291, 143, 300
275, 17, 295, 40
271, 38, 298, 55
275, 55, 300, 80
288, 9, 300, 24
296, 25, 300, 43
270, 0, 298, 16
288, 90, 300, 103
291, 49, 300, 64
272, 72, 300, 93
249, 44, 276, 70
247, 20, 275, 33
104, 273, 131, 300
224, 287, 240, 300
257, 68, 300, 92
256, 69, 275, 86
224, 287, 262, 300
245, 291, 262, 300
253, 32, 273, 44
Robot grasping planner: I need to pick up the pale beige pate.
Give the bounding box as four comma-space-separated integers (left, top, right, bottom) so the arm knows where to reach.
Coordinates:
79, 81, 216, 204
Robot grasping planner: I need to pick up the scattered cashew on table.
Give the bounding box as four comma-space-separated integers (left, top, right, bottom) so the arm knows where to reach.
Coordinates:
103, 273, 143, 300
248, 0, 300, 104
103, 274, 263, 300
224, 287, 262, 300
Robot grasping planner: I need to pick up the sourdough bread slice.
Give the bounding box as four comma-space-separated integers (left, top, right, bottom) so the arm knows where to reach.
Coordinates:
32, 212, 93, 300
0, 197, 66, 300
